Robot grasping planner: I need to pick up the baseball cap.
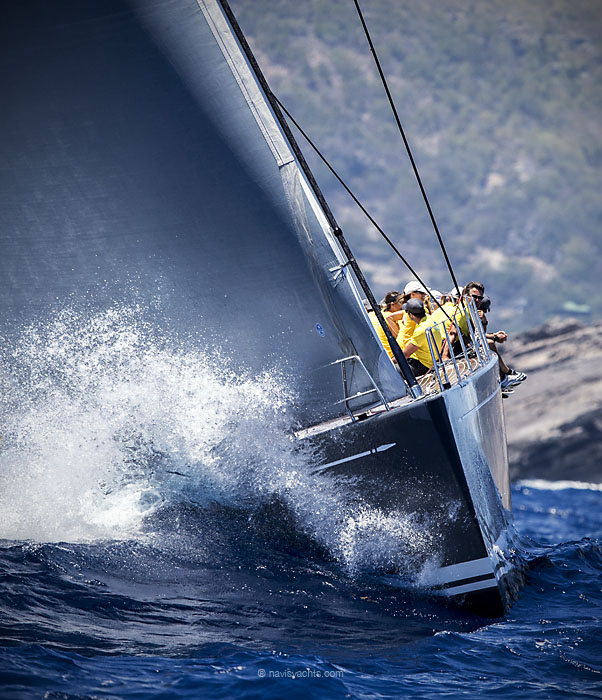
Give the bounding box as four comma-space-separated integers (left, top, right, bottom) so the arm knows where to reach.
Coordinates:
403, 298, 426, 316
403, 280, 428, 295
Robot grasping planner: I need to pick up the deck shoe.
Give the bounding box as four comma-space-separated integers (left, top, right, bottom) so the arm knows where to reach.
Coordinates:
501, 372, 527, 390
507, 369, 527, 382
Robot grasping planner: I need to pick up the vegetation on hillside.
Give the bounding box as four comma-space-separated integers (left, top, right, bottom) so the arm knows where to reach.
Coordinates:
230, 0, 602, 331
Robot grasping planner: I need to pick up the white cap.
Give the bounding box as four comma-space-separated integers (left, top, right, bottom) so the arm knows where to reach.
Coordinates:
428, 289, 442, 301
447, 286, 462, 299
403, 280, 428, 295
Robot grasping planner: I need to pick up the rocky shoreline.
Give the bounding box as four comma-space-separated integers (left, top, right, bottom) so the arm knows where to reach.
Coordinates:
500, 319, 602, 483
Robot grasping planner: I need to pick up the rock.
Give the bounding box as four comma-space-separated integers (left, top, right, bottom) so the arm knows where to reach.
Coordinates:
500, 319, 602, 483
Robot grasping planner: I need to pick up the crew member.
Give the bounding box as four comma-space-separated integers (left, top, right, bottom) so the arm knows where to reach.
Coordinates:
402, 298, 443, 376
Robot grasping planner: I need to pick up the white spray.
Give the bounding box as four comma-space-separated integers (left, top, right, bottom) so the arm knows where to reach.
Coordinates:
0, 305, 441, 580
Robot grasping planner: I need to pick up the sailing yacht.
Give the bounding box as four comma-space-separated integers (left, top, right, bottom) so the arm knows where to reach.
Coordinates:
1, 0, 523, 615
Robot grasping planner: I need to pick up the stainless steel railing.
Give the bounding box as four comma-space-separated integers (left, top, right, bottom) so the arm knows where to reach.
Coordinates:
330, 354, 390, 420
424, 297, 492, 393
324, 298, 493, 422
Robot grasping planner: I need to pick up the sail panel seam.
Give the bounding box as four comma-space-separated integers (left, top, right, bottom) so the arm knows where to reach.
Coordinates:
197, 0, 294, 168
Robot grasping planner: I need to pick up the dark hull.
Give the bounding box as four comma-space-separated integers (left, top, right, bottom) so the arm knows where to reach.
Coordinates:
309, 356, 521, 616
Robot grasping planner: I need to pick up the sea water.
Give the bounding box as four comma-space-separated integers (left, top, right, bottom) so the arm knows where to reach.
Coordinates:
0, 309, 600, 699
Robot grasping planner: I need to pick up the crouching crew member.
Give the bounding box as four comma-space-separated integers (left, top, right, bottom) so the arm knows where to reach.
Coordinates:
401, 299, 443, 377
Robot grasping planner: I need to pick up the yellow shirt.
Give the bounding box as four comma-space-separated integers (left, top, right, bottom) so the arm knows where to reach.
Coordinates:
406, 315, 444, 368
397, 311, 417, 348
368, 310, 393, 359
397, 299, 434, 346
428, 300, 454, 325
428, 301, 454, 337
429, 301, 468, 337
454, 304, 470, 337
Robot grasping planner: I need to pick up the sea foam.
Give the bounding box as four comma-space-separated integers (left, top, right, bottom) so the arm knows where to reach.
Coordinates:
0, 304, 438, 581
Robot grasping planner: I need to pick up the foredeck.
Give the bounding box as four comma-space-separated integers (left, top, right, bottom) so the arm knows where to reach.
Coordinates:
297, 300, 494, 441
296, 355, 493, 440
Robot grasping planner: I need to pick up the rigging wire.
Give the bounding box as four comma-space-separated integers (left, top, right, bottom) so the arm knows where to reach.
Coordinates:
272, 95, 434, 301
272, 93, 455, 323
352, 0, 463, 297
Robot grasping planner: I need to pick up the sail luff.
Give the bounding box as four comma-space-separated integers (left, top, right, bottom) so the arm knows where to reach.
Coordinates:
198, 0, 295, 169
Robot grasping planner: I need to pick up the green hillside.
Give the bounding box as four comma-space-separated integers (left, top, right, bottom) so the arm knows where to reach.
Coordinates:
230, 0, 602, 331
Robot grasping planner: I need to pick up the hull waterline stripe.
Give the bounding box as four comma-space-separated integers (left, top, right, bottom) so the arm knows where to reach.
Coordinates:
431, 572, 496, 590
422, 556, 493, 587
313, 443, 396, 473
444, 577, 499, 596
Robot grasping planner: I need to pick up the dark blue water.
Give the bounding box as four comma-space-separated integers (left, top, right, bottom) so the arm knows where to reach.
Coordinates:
1, 480, 601, 700
0, 313, 600, 698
